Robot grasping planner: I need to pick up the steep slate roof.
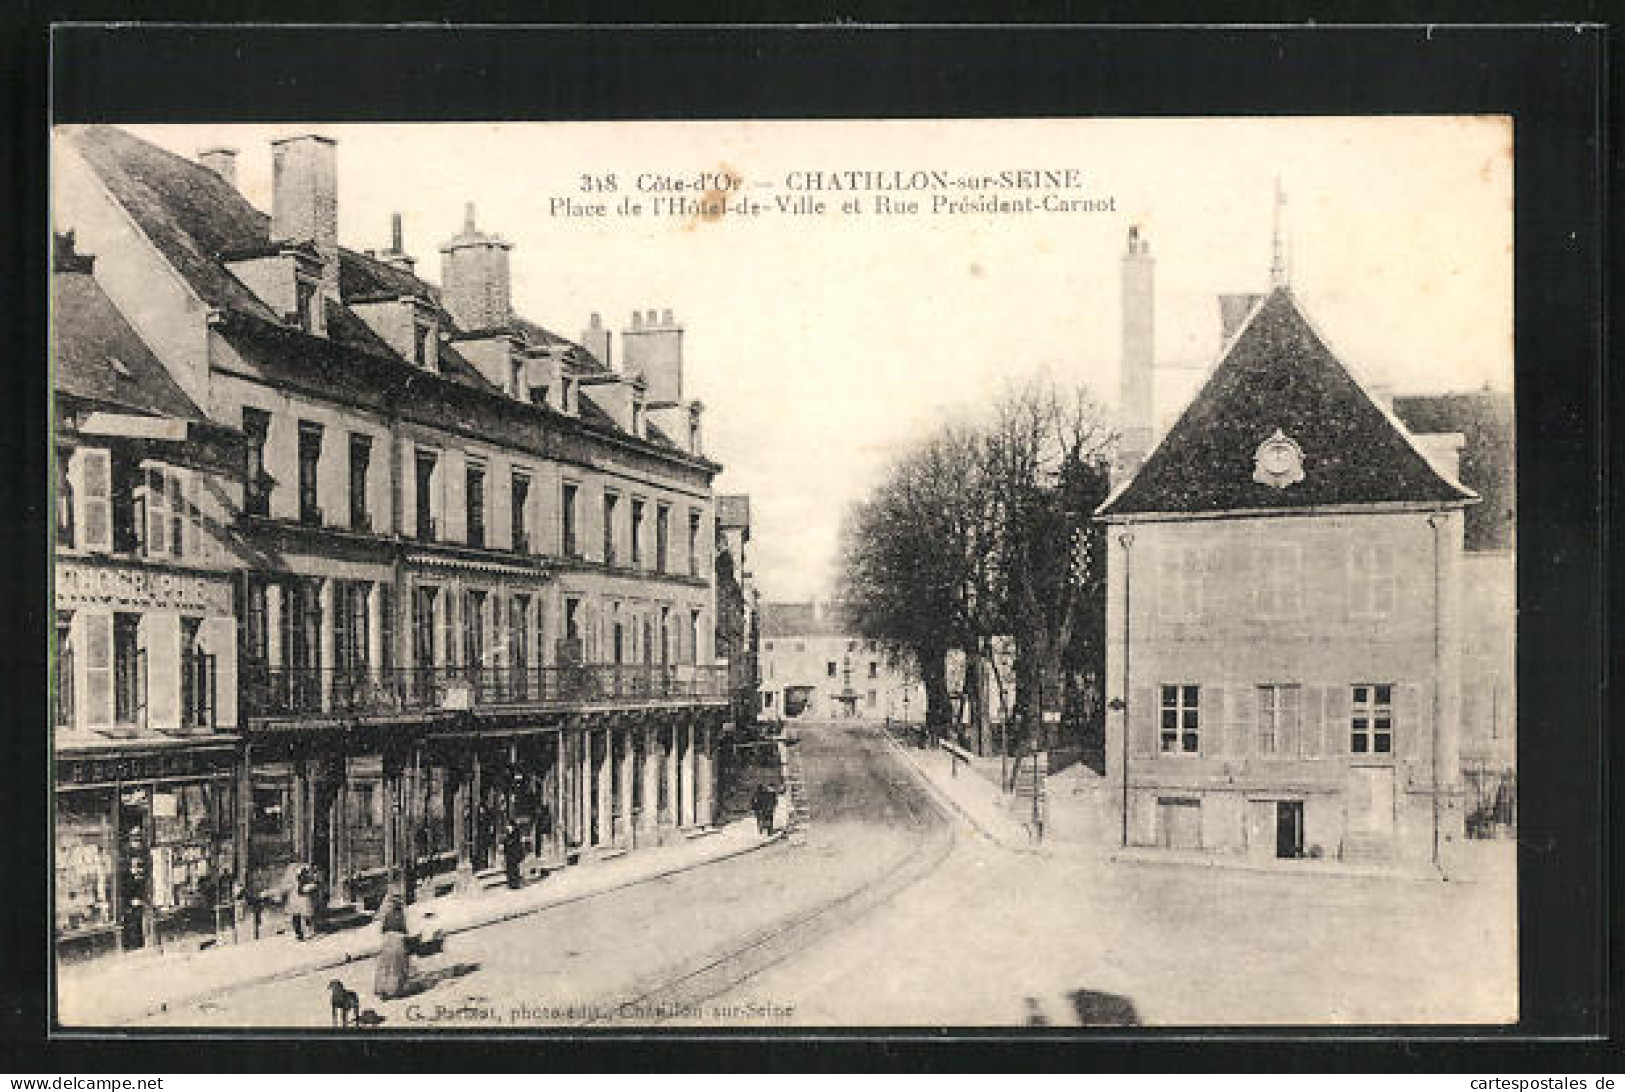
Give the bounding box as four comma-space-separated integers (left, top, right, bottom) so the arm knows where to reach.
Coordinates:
1394, 390, 1514, 551
1098, 288, 1476, 518
65, 125, 695, 459
52, 267, 205, 420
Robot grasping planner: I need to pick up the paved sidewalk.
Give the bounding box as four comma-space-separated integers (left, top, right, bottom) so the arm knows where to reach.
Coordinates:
882, 731, 1039, 853
58, 817, 780, 1027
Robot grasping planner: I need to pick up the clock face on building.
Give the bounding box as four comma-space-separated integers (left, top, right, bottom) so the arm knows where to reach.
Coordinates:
1252, 429, 1305, 489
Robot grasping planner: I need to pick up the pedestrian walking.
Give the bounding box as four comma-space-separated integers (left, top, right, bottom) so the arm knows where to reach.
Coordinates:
284, 862, 317, 942
374, 892, 412, 1000
501, 820, 526, 889
751, 783, 777, 836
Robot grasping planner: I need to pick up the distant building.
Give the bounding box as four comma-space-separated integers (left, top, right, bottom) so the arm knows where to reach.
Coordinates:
1097, 220, 1504, 872
715, 494, 758, 726
757, 602, 924, 721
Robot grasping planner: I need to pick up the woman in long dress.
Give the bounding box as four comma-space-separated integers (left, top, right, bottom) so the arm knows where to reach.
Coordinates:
373, 893, 412, 1000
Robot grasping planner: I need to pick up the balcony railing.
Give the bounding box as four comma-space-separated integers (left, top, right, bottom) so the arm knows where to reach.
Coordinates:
241, 663, 729, 719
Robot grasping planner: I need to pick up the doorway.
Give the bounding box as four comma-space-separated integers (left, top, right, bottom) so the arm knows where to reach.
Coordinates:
1275, 801, 1304, 859
1157, 797, 1201, 850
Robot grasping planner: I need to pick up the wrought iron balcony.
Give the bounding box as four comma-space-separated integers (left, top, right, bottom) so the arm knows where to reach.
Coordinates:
241, 662, 729, 719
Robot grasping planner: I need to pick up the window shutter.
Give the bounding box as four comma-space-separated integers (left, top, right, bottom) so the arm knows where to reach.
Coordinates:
144, 466, 169, 556
1236, 683, 1258, 757
142, 613, 180, 731
76, 611, 114, 731
200, 616, 236, 729
1330, 683, 1354, 756
1205, 685, 1226, 756
1396, 682, 1422, 760
1130, 685, 1156, 758
73, 449, 113, 552
1301, 685, 1324, 758
182, 472, 203, 559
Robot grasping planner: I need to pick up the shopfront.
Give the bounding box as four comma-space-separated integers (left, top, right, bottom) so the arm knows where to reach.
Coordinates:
55, 742, 241, 962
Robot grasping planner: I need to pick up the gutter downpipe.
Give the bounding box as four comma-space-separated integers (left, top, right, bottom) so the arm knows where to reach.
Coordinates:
1118, 530, 1134, 848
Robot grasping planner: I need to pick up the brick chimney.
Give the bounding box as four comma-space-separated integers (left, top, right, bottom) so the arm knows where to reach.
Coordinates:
581, 312, 612, 369
198, 146, 238, 188
621, 306, 683, 404
374, 212, 417, 274
439, 203, 513, 332
1116, 225, 1155, 485
270, 134, 339, 297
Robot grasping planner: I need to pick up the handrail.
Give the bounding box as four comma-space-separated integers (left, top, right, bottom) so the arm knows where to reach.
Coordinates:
241, 662, 730, 718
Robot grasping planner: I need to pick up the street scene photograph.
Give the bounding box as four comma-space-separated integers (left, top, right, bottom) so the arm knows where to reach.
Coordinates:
48, 115, 1516, 1029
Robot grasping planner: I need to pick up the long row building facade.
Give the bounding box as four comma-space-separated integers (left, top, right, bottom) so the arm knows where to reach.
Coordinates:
52, 125, 732, 960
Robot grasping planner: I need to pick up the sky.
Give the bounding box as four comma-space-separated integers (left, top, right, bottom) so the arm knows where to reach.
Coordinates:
118, 118, 1513, 602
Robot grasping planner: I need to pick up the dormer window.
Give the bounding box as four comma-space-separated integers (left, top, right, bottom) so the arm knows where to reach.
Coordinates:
561, 377, 577, 415
414, 321, 433, 368
295, 278, 319, 333
632, 399, 645, 437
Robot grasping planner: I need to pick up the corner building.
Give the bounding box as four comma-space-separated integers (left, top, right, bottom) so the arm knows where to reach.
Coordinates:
54, 126, 728, 928
1097, 260, 1479, 872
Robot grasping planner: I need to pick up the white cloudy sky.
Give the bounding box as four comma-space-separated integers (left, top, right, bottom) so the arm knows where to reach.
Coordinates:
119, 118, 1513, 601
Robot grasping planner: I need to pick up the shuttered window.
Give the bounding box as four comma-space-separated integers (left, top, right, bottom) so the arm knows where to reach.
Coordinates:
72, 448, 113, 552
1349, 542, 1396, 617
1256, 684, 1302, 756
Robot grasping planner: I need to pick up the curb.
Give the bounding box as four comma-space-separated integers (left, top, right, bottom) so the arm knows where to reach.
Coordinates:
880, 731, 1043, 856
1106, 848, 1459, 884
80, 827, 788, 1027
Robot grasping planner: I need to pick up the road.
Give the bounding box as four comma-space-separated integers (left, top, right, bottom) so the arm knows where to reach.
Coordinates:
142, 719, 1516, 1028
144, 719, 960, 1029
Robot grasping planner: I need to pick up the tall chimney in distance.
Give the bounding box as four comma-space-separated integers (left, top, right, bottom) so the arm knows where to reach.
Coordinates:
1116, 225, 1155, 485
582, 312, 612, 369
376, 212, 417, 274
439, 203, 514, 332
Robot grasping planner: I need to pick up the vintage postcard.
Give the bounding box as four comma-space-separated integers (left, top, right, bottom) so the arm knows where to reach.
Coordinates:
49, 115, 1515, 1029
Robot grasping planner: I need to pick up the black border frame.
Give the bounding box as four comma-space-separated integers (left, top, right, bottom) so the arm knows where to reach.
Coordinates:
2, 17, 1610, 1072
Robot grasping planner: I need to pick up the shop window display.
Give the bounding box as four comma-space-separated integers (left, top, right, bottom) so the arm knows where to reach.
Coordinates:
56, 789, 116, 939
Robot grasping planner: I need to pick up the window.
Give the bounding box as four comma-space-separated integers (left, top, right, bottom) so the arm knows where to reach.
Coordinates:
297, 421, 323, 526
511, 471, 531, 553
1256, 684, 1302, 756
463, 589, 489, 671
561, 376, 576, 414
54, 615, 73, 728
510, 360, 524, 399
826, 661, 837, 678
689, 609, 702, 665
510, 595, 530, 670
562, 483, 579, 556
466, 462, 487, 548
414, 322, 433, 368
412, 586, 438, 669
295, 278, 318, 333
179, 618, 215, 731
1255, 543, 1304, 617
867, 690, 877, 708
56, 457, 74, 547
1158, 546, 1204, 620
1159, 684, 1200, 754
242, 408, 271, 517
113, 613, 142, 727
1351, 684, 1394, 754
603, 492, 619, 565
631, 499, 646, 567
868, 661, 879, 679
135, 463, 186, 558
415, 449, 438, 541
632, 399, 645, 436
763, 692, 775, 709
348, 433, 371, 532
1349, 542, 1396, 617
70, 448, 113, 551
688, 509, 702, 577
763, 640, 774, 652
656, 504, 671, 572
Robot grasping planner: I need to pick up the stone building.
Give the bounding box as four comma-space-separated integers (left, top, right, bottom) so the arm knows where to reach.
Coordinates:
714, 494, 759, 727
53, 125, 729, 937
52, 232, 247, 959
1097, 225, 1491, 872
757, 602, 924, 722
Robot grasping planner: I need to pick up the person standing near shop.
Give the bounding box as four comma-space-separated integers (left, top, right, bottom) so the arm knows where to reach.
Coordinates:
374, 892, 412, 1000
501, 820, 526, 889
284, 862, 317, 941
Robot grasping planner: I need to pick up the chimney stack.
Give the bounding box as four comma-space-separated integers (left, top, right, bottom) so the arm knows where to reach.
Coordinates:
1116, 225, 1155, 485
270, 134, 339, 297
198, 146, 238, 188
582, 312, 612, 370
621, 307, 684, 404
439, 202, 513, 332
376, 212, 417, 273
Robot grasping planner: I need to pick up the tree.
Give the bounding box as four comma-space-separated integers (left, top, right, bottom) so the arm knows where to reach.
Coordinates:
839, 375, 1115, 762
